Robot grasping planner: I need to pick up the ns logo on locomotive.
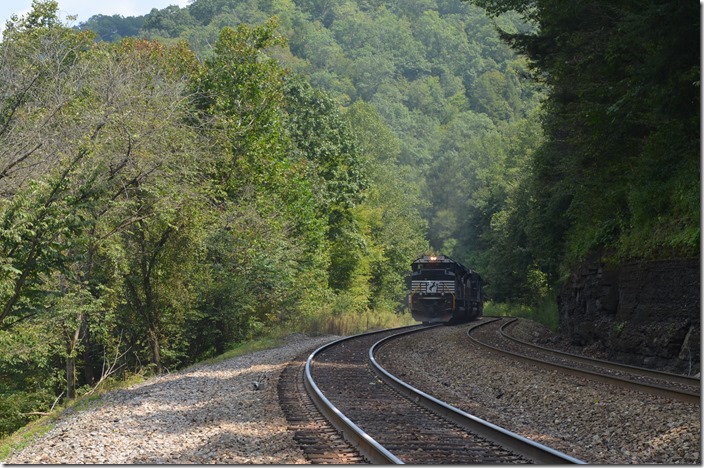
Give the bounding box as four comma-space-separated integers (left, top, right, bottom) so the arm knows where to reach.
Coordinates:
405, 255, 484, 324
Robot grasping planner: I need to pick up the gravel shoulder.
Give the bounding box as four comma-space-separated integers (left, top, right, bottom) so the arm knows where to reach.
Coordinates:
376, 320, 701, 464
4, 333, 338, 464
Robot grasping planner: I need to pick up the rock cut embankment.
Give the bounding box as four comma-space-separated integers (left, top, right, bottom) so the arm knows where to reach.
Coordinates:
557, 256, 700, 375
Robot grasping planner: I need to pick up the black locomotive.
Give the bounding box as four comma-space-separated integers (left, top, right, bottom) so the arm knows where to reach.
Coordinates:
406, 255, 483, 324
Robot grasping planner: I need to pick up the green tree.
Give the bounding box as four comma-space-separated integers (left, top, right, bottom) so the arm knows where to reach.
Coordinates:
283, 74, 368, 291
0, 2, 97, 331
58, 37, 204, 382
471, 0, 700, 265
142, 5, 197, 38
344, 101, 429, 309
77, 14, 146, 42
187, 21, 334, 341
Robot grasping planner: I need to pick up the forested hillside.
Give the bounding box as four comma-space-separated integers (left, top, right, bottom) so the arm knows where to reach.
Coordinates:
82, 1, 699, 279
76, 0, 701, 361
81, 0, 546, 303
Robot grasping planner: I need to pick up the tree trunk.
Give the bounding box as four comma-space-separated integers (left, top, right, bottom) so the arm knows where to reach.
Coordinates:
149, 328, 162, 374
66, 354, 76, 399
65, 312, 84, 399
82, 317, 95, 386
82, 239, 96, 386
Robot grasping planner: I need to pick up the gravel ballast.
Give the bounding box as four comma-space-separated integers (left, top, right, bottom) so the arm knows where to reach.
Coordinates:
376, 322, 701, 464
4, 334, 338, 464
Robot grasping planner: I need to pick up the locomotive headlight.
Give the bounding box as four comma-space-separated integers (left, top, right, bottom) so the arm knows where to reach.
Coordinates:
429, 256, 437, 261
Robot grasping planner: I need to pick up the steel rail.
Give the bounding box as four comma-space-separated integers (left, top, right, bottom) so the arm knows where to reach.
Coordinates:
369, 326, 586, 464
304, 328, 410, 464
469, 318, 700, 405
500, 317, 701, 386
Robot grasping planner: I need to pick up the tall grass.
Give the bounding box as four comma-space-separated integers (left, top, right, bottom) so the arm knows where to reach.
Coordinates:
292, 307, 416, 337
484, 298, 560, 332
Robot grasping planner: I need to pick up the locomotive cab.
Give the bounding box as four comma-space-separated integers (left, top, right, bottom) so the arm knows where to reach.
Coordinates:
408, 255, 460, 323
407, 255, 483, 324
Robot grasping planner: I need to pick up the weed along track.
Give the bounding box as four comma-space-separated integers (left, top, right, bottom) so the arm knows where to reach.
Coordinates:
288, 326, 582, 464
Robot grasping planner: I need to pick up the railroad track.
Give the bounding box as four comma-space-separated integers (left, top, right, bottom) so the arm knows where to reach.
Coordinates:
469, 317, 700, 404
278, 351, 367, 464
298, 326, 584, 464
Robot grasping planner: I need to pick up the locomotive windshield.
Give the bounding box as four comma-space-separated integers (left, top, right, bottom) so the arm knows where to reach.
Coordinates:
413, 266, 455, 278
412, 256, 462, 280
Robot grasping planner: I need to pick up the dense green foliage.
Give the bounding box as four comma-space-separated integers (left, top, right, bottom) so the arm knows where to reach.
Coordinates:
0, 0, 428, 438
74, 13, 145, 42
473, 0, 700, 270
81, 0, 545, 302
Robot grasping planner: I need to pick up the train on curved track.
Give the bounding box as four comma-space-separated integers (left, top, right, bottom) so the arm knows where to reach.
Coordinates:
406, 255, 484, 324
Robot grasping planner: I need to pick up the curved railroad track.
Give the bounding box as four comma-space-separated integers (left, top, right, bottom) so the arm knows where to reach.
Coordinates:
469, 317, 700, 405
299, 326, 584, 464
278, 350, 367, 464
